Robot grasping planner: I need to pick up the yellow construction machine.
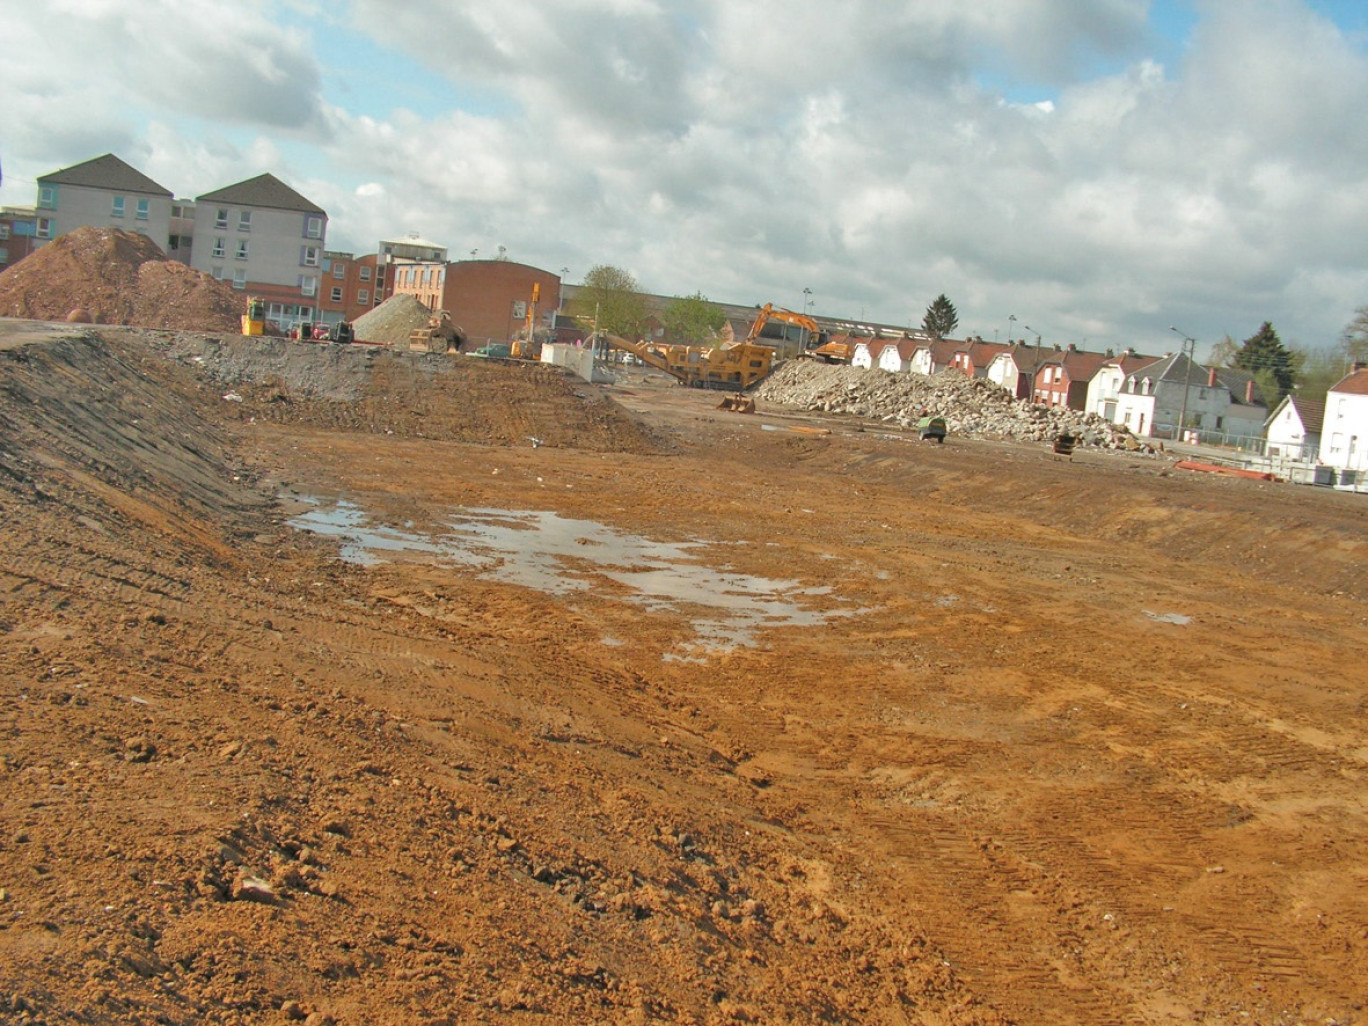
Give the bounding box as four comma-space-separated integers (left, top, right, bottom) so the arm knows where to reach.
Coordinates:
595, 333, 774, 392
241, 296, 266, 336
409, 310, 466, 354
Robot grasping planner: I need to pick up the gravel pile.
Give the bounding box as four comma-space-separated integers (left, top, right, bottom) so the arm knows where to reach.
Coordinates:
0, 227, 242, 331
352, 294, 435, 346
756, 361, 1145, 449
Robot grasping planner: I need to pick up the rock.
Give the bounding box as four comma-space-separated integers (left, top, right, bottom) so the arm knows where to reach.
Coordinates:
280, 999, 307, 1020
232, 873, 279, 904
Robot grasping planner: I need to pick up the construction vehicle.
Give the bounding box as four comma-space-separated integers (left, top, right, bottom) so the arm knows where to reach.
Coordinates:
241, 296, 266, 336
409, 310, 465, 354
595, 333, 774, 392
917, 415, 947, 442
804, 337, 857, 363
717, 394, 756, 413
745, 303, 825, 354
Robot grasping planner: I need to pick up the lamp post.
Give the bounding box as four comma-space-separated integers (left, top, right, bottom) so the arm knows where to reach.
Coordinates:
1024, 325, 1044, 402
801, 288, 813, 352
1170, 326, 1197, 444
1008, 313, 1017, 344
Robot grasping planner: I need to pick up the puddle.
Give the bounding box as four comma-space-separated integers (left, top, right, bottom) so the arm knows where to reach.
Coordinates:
1144, 610, 1192, 625
290, 499, 858, 654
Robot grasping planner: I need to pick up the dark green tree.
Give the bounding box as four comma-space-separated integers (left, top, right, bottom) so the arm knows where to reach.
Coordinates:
662, 292, 727, 345
1234, 321, 1295, 401
922, 294, 958, 340
572, 264, 647, 340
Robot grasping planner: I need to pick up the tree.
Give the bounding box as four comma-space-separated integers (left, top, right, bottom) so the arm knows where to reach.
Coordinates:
922, 294, 958, 340
662, 292, 726, 345
1207, 334, 1239, 368
1286, 346, 1344, 404
572, 264, 647, 340
1341, 305, 1368, 366
1234, 321, 1295, 401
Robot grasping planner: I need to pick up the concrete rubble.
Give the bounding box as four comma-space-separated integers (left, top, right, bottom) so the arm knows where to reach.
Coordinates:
755, 360, 1148, 450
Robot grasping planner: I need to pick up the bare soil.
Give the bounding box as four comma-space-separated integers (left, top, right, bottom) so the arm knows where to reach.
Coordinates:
2, 321, 1366, 1025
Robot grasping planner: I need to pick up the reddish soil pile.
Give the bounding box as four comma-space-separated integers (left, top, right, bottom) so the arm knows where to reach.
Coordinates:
0, 227, 242, 332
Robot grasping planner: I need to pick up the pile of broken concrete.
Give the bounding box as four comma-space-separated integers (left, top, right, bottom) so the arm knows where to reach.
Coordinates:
756, 361, 1147, 449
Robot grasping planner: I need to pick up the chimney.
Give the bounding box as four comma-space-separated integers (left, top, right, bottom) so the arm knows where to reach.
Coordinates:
1353, 361, 1366, 373
1067, 343, 1076, 352
1246, 379, 1256, 403
1207, 366, 1218, 387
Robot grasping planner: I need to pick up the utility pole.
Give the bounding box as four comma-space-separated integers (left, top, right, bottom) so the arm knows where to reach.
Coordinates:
1170, 326, 1198, 444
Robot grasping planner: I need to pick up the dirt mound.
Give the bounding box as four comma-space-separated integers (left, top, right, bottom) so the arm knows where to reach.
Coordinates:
0, 227, 242, 331
353, 293, 438, 347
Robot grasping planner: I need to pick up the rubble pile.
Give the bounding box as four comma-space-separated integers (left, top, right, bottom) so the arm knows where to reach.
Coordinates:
352, 293, 434, 346
757, 361, 1143, 448
0, 227, 241, 332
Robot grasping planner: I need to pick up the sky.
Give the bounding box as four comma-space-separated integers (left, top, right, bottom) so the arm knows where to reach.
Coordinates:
2, 0, 1367, 359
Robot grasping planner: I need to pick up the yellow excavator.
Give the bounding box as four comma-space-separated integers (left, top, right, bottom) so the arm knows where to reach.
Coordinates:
744, 303, 824, 350
241, 296, 266, 336
594, 333, 774, 392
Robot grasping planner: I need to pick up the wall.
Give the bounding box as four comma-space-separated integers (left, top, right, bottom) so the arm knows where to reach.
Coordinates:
392, 260, 562, 347
1318, 392, 1368, 471
45, 183, 173, 253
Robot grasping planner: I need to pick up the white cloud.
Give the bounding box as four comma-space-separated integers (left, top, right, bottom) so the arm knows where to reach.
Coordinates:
3, 0, 1367, 352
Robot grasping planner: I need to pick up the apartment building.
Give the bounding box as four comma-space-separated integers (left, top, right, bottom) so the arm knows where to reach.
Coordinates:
34, 153, 174, 249
0, 207, 41, 272
315, 251, 386, 327
190, 173, 327, 330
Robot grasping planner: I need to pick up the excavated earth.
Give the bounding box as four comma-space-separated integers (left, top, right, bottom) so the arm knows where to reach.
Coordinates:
2, 321, 1367, 1026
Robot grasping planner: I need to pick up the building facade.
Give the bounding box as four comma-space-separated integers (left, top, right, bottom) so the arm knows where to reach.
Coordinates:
1318, 368, 1368, 472
0, 207, 41, 272
190, 174, 327, 330
390, 259, 561, 348
34, 153, 174, 251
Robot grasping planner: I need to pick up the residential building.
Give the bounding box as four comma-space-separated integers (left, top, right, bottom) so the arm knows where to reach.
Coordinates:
314, 251, 386, 327
34, 153, 174, 250
1112, 353, 1243, 439
1086, 351, 1159, 420
0, 206, 41, 272
1264, 395, 1325, 460
985, 344, 1051, 399
1032, 347, 1108, 409
909, 338, 962, 376
1318, 367, 1368, 472
167, 200, 195, 264
191, 174, 327, 331
390, 258, 561, 348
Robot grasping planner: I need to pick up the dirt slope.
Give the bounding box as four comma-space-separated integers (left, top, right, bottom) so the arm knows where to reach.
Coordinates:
2, 323, 1366, 1025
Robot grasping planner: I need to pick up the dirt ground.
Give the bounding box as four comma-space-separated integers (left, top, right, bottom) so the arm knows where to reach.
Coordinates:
2, 322, 1366, 1026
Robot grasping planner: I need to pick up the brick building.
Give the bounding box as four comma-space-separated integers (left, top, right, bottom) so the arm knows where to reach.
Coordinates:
390, 259, 561, 347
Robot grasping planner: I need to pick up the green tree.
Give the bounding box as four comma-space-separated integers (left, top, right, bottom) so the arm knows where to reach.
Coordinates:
662, 291, 726, 345
572, 264, 647, 340
1341, 305, 1368, 365
1234, 321, 1295, 401
922, 294, 958, 340
1286, 346, 1345, 403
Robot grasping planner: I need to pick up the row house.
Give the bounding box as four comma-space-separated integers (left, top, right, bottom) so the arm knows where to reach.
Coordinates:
1086, 351, 1160, 420
189, 173, 328, 330
0, 206, 41, 273
985, 344, 1051, 399
1264, 395, 1325, 460
35, 154, 174, 249
1111, 352, 1268, 440
1034, 347, 1108, 409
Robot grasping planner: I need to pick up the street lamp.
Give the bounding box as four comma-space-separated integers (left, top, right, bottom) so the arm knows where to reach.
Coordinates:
1024, 325, 1044, 402
1170, 326, 1198, 444
1008, 313, 1017, 343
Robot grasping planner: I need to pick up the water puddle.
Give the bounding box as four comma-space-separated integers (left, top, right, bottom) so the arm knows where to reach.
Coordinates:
290, 499, 857, 655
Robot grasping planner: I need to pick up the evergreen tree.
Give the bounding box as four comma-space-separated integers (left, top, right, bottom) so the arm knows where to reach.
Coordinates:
922, 294, 958, 340
1234, 321, 1295, 400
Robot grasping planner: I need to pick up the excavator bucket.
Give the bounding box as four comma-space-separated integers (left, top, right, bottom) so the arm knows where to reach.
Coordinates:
717, 394, 756, 414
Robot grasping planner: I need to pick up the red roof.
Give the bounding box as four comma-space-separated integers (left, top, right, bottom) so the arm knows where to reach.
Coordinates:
1331, 368, 1368, 396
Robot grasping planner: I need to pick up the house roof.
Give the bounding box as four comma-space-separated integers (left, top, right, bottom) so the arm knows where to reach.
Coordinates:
38, 153, 172, 197
1212, 367, 1267, 407
1329, 367, 1368, 396
1038, 348, 1109, 382
196, 173, 325, 215
1277, 395, 1326, 430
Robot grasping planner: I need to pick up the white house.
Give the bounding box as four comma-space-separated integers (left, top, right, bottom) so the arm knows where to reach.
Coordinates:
1086, 352, 1159, 420
34, 154, 174, 251
1264, 395, 1325, 460
877, 340, 917, 373
1318, 367, 1368, 472
1112, 352, 1246, 439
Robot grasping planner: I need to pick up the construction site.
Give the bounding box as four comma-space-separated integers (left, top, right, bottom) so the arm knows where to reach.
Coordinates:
1, 232, 1367, 1025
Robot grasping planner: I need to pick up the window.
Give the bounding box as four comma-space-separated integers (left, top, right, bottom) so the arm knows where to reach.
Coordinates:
332, 263, 346, 279
0, 247, 8, 264
172, 204, 185, 218
235, 240, 249, 260
330, 286, 343, 302
39, 186, 56, 209
215, 209, 229, 229
37, 218, 52, 239
359, 266, 372, 281
301, 246, 320, 267
111, 196, 125, 218
211, 237, 226, 258
211, 265, 224, 280
299, 275, 317, 297
136, 198, 149, 220
373, 294, 383, 306
358, 289, 370, 304
238, 211, 252, 232
304, 216, 323, 239
232, 268, 247, 289
0, 224, 9, 239
375, 268, 384, 284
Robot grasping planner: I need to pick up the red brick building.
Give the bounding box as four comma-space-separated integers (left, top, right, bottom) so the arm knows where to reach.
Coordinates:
316, 251, 387, 327
390, 259, 561, 347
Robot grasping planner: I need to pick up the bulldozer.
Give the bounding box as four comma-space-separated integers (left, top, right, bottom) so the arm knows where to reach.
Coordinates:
409, 310, 465, 354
